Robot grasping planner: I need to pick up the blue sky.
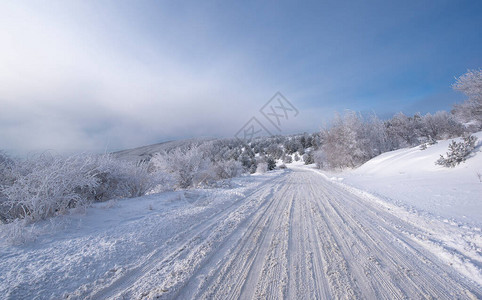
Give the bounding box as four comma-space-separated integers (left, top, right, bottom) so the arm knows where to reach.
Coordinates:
0, 0, 481, 153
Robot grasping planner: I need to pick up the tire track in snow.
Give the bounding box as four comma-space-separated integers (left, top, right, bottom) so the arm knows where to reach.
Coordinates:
305, 170, 481, 299
110, 174, 291, 299
251, 183, 292, 299
177, 175, 294, 299
88, 168, 481, 299
84, 174, 286, 300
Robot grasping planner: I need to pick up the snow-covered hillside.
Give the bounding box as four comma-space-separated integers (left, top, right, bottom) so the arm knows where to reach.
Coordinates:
112, 138, 213, 162
326, 131, 482, 226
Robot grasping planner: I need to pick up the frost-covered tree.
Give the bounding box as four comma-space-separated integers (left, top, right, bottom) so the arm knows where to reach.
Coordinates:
266, 144, 283, 160
266, 156, 277, 171
365, 114, 390, 155
321, 112, 369, 168
452, 69, 482, 130
385, 112, 421, 148
421, 111, 464, 140
303, 152, 314, 165
283, 138, 298, 155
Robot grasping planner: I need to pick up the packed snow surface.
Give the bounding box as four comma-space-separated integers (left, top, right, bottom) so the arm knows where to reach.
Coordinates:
1, 166, 481, 299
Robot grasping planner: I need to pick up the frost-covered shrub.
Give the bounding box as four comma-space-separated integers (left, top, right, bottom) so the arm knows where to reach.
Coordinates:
0, 152, 172, 223
282, 155, 293, 164
0, 200, 8, 224
256, 162, 268, 173
0, 218, 38, 245
428, 136, 438, 145
1, 153, 99, 221
150, 143, 249, 188
0, 152, 16, 223
152, 146, 212, 189
121, 161, 172, 197
420, 137, 437, 150
0, 152, 15, 191
313, 150, 325, 169
436, 135, 478, 167
249, 162, 258, 174
239, 153, 256, 173
213, 159, 243, 180
0, 151, 14, 178
93, 155, 172, 200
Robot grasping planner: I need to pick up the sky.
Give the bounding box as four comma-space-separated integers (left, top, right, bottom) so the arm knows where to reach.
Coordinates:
1, 0, 481, 154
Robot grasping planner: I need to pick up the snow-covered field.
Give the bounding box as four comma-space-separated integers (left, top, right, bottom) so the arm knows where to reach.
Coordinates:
1, 135, 481, 299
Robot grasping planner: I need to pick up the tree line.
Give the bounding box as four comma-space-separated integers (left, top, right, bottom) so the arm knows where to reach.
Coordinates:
0, 69, 480, 225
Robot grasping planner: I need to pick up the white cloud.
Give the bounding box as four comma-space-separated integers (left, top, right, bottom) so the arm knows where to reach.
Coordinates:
0, 1, 285, 154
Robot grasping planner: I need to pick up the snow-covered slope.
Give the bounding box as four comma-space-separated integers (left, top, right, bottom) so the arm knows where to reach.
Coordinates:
337, 131, 482, 225
112, 137, 213, 162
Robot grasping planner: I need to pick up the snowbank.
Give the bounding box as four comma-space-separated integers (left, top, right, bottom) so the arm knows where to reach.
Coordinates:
332, 131, 482, 226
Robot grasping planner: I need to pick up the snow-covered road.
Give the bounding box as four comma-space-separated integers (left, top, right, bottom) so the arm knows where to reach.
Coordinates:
1, 168, 481, 299
95, 169, 480, 299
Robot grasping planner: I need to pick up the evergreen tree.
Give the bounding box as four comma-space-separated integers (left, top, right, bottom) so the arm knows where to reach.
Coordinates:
267, 157, 276, 171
